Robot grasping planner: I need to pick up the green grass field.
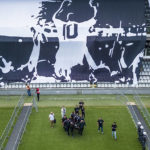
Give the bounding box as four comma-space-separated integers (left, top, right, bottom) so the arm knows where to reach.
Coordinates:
18, 106, 141, 150
0, 108, 14, 136
0, 96, 20, 136
0, 94, 149, 150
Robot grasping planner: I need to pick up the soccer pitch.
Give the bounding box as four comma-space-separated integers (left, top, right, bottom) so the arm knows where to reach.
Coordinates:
20, 95, 144, 150
1, 94, 149, 150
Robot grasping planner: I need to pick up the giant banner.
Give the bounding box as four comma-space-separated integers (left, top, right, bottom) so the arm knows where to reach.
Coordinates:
0, 0, 146, 84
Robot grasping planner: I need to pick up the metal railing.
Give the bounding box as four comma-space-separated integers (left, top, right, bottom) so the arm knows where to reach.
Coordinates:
16, 93, 38, 150
15, 105, 32, 150
116, 94, 139, 125
134, 95, 150, 127
1, 82, 150, 89
32, 92, 38, 113
0, 93, 25, 150
117, 93, 150, 150
134, 94, 150, 149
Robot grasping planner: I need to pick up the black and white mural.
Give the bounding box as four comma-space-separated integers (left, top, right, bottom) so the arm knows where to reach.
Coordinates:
0, 0, 146, 84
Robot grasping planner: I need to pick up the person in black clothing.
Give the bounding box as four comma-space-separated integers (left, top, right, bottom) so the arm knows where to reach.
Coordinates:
74, 105, 80, 115
77, 115, 81, 123
137, 122, 141, 140
79, 101, 84, 110
62, 115, 67, 127
112, 122, 117, 140
139, 126, 144, 143
74, 115, 80, 126
78, 115, 83, 124
70, 111, 75, 120
97, 118, 104, 134
79, 115, 84, 121
141, 132, 147, 150
70, 120, 75, 137
64, 119, 70, 135
81, 106, 85, 118
63, 119, 67, 131
74, 114, 78, 123
79, 120, 86, 135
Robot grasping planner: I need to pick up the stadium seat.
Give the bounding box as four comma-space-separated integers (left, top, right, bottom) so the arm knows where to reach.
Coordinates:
87, 83, 90, 88
63, 84, 67, 88
97, 83, 101, 88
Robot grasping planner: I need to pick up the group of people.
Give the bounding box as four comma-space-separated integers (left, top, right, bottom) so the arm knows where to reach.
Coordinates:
49, 102, 118, 139
26, 86, 146, 145
75, 101, 85, 118
26, 84, 40, 101
26, 84, 146, 144
62, 114, 86, 136
97, 118, 117, 140
61, 101, 86, 136
137, 122, 147, 150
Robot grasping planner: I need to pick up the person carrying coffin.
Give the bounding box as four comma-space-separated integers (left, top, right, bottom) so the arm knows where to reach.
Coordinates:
62, 115, 67, 127
64, 118, 70, 135
79, 119, 86, 135
70, 111, 75, 120
81, 106, 85, 118
70, 120, 75, 137
74, 105, 80, 115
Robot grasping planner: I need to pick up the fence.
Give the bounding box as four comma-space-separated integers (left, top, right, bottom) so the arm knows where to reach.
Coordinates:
16, 93, 38, 150
134, 95, 150, 127
133, 94, 150, 150
116, 94, 139, 125
0, 93, 25, 150
117, 93, 150, 150
1, 82, 150, 89
32, 92, 38, 113
15, 105, 32, 150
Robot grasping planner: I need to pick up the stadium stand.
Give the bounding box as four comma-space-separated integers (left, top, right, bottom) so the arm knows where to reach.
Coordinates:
138, 58, 150, 87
